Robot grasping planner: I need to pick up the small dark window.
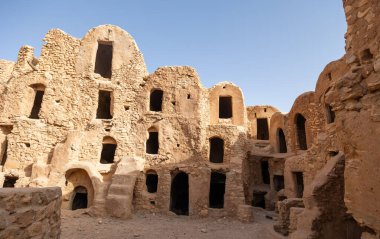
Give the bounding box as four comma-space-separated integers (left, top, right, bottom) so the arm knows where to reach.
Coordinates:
29, 85, 45, 119
146, 129, 159, 154
257, 118, 269, 140
94, 42, 113, 79
277, 128, 287, 153
72, 186, 88, 210
3, 176, 18, 188
295, 114, 307, 150
100, 137, 117, 164
209, 172, 226, 208
219, 96, 232, 119
273, 175, 284, 191
96, 90, 112, 119
261, 161, 270, 184
1, 138, 8, 166
293, 172, 304, 198
209, 137, 224, 163
150, 90, 163, 112
146, 171, 158, 193
252, 192, 266, 209
326, 105, 335, 124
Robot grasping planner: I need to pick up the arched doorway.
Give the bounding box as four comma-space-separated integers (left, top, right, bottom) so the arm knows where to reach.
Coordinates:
277, 128, 287, 153
170, 171, 189, 215
72, 186, 88, 210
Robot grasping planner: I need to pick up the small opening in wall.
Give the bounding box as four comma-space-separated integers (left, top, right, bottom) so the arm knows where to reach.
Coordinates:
327, 72, 332, 81
172, 101, 176, 106
326, 104, 335, 124
257, 118, 269, 140
96, 90, 112, 119
273, 175, 285, 191
150, 89, 163, 112
25, 143, 30, 148
94, 42, 113, 79
209, 172, 226, 208
124, 106, 130, 111
219, 96, 232, 119
71, 186, 88, 210
360, 48, 373, 62
264, 108, 267, 112
146, 128, 159, 154
295, 114, 307, 150
3, 176, 18, 187
150, 200, 155, 205
29, 85, 45, 119
146, 170, 158, 193
277, 128, 287, 153
1, 138, 8, 166
329, 151, 339, 157
177, 144, 180, 147
100, 136, 117, 164
209, 137, 224, 163
187, 94, 191, 99
252, 192, 266, 209
293, 172, 304, 198
261, 160, 270, 184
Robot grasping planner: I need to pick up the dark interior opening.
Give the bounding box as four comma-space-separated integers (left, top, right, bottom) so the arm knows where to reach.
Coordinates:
1, 138, 8, 166
94, 42, 113, 79
295, 114, 307, 150
3, 176, 18, 188
345, 217, 364, 239
278, 128, 287, 153
257, 118, 269, 140
293, 172, 304, 198
273, 175, 285, 191
150, 90, 163, 112
209, 172, 226, 208
96, 90, 112, 119
170, 172, 189, 215
72, 186, 88, 210
146, 131, 159, 154
29, 90, 45, 119
252, 192, 266, 209
219, 96, 232, 119
261, 160, 270, 184
326, 105, 335, 124
100, 144, 117, 164
146, 171, 158, 193
360, 49, 373, 62
209, 137, 224, 163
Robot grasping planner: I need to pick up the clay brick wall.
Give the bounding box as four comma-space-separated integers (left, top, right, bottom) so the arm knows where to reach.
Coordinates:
0, 187, 61, 239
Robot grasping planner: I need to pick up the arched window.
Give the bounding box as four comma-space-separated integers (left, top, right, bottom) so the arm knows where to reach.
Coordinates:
72, 186, 88, 210
100, 136, 117, 164
150, 89, 163, 112
295, 114, 307, 150
209, 137, 224, 163
146, 127, 159, 154
29, 84, 45, 119
146, 170, 158, 193
277, 128, 287, 153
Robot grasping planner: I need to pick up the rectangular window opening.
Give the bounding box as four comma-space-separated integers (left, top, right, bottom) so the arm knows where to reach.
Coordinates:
293, 172, 304, 198
94, 42, 113, 79
257, 118, 269, 140
261, 161, 270, 184
219, 96, 232, 119
96, 90, 112, 119
29, 90, 44, 119
3, 176, 18, 188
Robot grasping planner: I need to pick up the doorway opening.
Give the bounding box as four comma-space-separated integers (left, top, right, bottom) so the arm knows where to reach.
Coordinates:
170, 171, 189, 215
209, 172, 226, 208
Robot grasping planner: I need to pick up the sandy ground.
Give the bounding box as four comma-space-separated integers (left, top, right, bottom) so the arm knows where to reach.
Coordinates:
61, 209, 285, 239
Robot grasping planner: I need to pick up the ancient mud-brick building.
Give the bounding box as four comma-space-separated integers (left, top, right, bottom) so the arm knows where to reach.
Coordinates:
0, 0, 380, 238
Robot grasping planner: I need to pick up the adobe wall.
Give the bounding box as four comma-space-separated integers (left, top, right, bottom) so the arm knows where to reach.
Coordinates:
0, 187, 61, 239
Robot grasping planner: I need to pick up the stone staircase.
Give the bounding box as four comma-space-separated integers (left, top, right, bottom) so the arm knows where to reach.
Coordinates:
105, 157, 144, 219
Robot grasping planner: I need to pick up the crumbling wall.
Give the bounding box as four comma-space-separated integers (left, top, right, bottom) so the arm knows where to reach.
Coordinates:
0, 187, 61, 238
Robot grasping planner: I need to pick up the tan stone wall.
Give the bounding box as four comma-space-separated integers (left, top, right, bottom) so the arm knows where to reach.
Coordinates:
0, 187, 61, 238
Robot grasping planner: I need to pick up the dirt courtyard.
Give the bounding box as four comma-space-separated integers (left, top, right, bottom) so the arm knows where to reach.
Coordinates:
61, 209, 284, 239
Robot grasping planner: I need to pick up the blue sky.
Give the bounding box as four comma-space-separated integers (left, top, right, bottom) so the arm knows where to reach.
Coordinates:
0, 1, 346, 112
